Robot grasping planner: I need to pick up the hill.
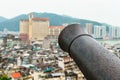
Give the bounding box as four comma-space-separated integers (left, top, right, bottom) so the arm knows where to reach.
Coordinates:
0, 16, 8, 22
0, 15, 28, 31
0, 12, 102, 31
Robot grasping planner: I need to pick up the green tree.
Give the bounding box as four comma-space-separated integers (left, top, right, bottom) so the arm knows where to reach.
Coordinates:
0, 70, 12, 80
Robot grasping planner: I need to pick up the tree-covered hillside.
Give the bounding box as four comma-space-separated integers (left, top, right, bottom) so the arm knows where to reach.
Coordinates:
0, 12, 102, 31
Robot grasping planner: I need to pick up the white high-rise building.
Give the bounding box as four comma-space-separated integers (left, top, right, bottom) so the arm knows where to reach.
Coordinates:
109, 26, 120, 39
94, 25, 106, 38
94, 26, 100, 38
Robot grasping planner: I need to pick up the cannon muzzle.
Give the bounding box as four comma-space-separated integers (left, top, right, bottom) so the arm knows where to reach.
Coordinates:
58, 24, 120, 80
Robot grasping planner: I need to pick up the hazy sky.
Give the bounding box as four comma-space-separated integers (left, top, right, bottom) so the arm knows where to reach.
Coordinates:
0, 0, 120, 26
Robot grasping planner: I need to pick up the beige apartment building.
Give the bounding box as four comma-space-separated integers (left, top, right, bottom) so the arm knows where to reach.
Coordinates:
20, 20, 29, 41
86, 23, 93, 35
20, 14, 49, 42
49, 26, 65, 36
29, 18, 49, 41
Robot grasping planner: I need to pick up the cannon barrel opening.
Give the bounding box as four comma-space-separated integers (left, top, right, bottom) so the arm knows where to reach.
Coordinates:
58, 24, 120, 80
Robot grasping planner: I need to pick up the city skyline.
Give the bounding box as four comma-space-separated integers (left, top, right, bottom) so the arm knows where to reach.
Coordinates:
0, 0, 120, 26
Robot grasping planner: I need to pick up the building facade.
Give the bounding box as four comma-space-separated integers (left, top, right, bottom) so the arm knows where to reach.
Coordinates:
30, 18, 49, 41
86, 23, 93, 35
109, 26, 120, 39
93, 25, 106, 39
49, 26, 65, 35
20, 20, 29, 41
20, 14, 49, 42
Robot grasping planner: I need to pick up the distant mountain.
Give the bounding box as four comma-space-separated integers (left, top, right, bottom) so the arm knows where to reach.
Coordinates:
0, 12, 102, 31
0, 14, 28, 31
0, 16, 8, 22
33, 12, 101, 26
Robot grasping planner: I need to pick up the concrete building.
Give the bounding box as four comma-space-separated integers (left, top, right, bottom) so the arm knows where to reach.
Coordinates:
30, 18, 49, 41
109, 26, 120, 39
49, 26, 65, 36
58, 56, 85, 80
86, 23, 93, 35
20, 13, 49, 42
20, 20, 29, 41
58, 56, 78, 71
39, 26, 65, 48
94, 25, 106, 39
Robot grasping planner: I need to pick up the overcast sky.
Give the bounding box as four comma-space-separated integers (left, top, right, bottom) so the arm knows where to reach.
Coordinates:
0, 0, 120, 26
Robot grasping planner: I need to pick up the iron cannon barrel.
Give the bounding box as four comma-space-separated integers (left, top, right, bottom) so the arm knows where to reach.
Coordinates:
58, 24, 120, 80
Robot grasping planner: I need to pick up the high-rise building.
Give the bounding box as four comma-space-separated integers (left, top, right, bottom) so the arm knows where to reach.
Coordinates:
109, 26, 120, 39
93, 25, 106, 39
20, 20, 29, 41
20, 13, 49, 42
86, 23, 93, 35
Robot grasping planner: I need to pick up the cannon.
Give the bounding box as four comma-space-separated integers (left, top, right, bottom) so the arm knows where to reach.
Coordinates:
58, 24, 120, 80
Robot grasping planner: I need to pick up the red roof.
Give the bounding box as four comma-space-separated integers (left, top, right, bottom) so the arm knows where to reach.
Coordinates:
20, 19, 29, 21
49, 26, 65, 29
11, 72, 21, 79
32, 18, 49, 21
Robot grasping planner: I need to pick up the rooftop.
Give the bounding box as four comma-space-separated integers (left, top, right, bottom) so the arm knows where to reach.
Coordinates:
49, 26, 65, 29
32, 18, 49, 21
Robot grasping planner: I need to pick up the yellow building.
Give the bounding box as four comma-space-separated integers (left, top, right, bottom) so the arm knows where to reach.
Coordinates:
20, 20, 29, 41
29, 18, 49, 41
20, 14, 49, 42
20, 20, 29, 34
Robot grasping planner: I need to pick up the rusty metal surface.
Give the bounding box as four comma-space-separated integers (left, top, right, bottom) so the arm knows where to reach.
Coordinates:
58, 24, 120, 80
